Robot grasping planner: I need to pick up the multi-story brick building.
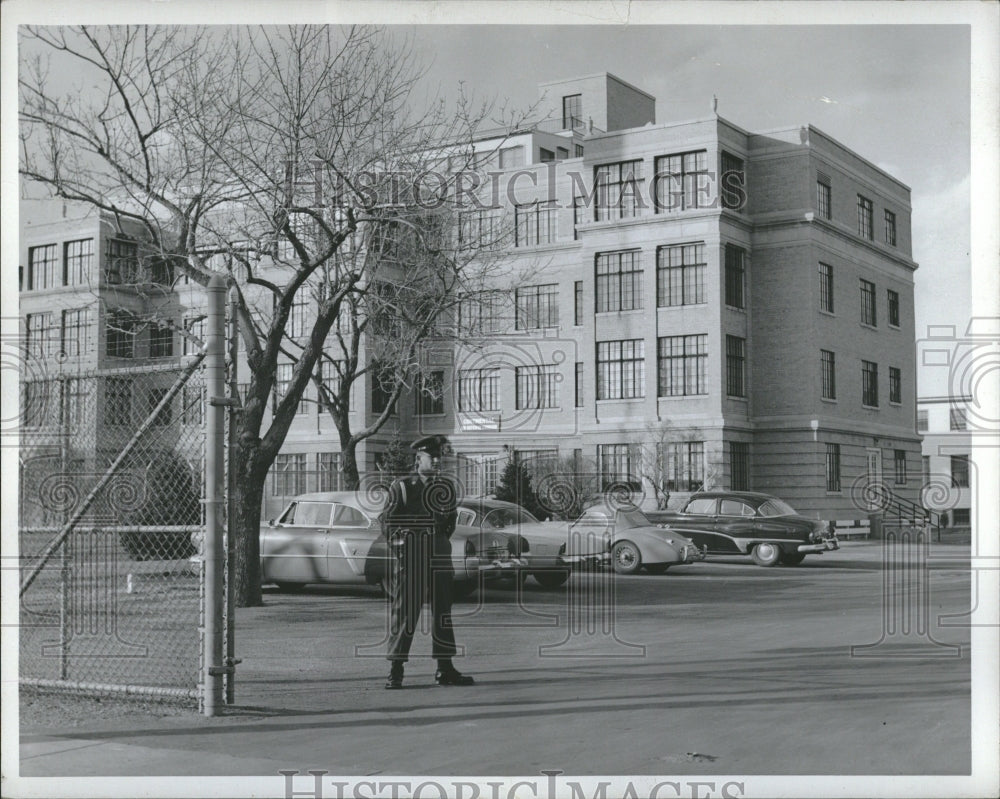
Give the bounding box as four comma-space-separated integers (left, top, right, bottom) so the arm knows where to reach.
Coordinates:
19, 73, 923, 525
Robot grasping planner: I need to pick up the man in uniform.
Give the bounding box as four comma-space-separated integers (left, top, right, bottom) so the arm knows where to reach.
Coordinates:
382, 434, 474, 689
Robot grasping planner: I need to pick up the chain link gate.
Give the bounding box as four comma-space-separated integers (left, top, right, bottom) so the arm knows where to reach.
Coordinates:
19, 279, 231, 713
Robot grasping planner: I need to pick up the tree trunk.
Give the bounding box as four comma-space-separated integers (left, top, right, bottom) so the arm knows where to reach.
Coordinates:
231, 445, 266, 608
339, 428, 361, 491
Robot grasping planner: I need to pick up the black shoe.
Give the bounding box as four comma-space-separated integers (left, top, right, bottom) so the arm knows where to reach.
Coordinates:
435, 667, 474, 686
385, 665, 404, 690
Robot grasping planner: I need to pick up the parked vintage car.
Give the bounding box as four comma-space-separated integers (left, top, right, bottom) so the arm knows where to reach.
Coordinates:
645, 491, 839, 567
259, 491, 521, 594
567, 504, 707, 575
455, 498, 572, 588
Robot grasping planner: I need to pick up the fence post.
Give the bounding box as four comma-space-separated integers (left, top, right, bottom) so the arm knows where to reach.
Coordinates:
203, 274, 227, 716
225, 285, 239, 705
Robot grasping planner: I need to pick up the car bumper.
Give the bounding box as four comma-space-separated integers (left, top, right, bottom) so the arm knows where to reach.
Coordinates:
797, 538, 840, 553
478, 556, 529, 577
682, 545, 707, 563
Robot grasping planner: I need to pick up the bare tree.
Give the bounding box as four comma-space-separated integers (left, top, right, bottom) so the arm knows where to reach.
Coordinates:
20, 25, 524, 606
630, 421, 722, 509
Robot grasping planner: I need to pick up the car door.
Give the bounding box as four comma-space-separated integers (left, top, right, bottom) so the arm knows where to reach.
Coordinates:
675, 497, 736, 553
261, 500, 333, 583
326, 504, 381, 583
715, 498, 759, 550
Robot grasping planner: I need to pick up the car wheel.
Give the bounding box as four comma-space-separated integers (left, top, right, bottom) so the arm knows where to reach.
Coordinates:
644, 564, 670, 575
780, 552, 806, 566
274, 581, 307, 592
533, 569, 570, 589
751, 542, 782, 567
611, 541, 642, 575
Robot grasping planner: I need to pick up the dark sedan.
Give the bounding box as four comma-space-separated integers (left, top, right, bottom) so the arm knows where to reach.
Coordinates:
645, 491, 839, 567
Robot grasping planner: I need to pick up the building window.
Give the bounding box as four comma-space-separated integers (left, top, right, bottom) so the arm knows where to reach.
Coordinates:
148, 387, 173, 426
730, 442, 750, 491
596, 339, 645, 400
370, 362, 398, 416
725, 335, 746, 398
656, 243, 705, 307
658, 335, 707, 397
819, 262, 834, 313
21, 380, 57, 428
572, 192, 586, 239
273, 453, 307, 497
458, 209, 502, 249
887, 289, 900, 327
515, 202, 557, 247
25, 312, 56, 359
515, 284, 559, 329
950, 406, 967, 431
860, 279, 877, 326
724, 245, 746, 309
574, 281, 583, 326
104, 377, 133, 426
917, 409, 929, 432
922, 455, 931, 484
318, 452, 343, 491
182, 384, 203, 426
663, 441, 705, 492
63, 378, 87, 430
149, 324, 174, 358
595, 250, 643, 312
950, 455, 969, 488
884, 210, 897, 246
720, 152, 745, 210
857, 195, 873, 240
539, 148, 555, 163
889, 366, 902, 404
458, 368, 499, 412
317, 358, 353, 412
821, 350, 836, 400
64, 239, 94, 286
598, 443, 639, 491
28, 244, 60, 290
654, 151, 709, 213
515, 364, 559, 410
575, 362, 583, 407
275, 363, 308, 414
575, 144, 584, 158
415, 370, 445, 415
105, 311, 137, 358
562, 94, 582, 129
459, 291, 506, 335
862, 360, 879, 407
816, 176, 831, 219
595, 160, 643, 221
499, 146, 525, 169
106, 239, 139, 284
894, 450, 907, 485
59, 309, 88, 358
288, 294, 309, 340
826, 443, 841, 492
182, 317, 206, 355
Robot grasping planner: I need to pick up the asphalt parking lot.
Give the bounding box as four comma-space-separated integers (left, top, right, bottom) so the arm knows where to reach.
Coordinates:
19, 541, 976, 783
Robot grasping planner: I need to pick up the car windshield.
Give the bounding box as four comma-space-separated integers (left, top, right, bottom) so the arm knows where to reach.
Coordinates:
481, 507, 538, 529
615, 508, 652, 530
758, 498, 798, 517
280, 501, 334, 526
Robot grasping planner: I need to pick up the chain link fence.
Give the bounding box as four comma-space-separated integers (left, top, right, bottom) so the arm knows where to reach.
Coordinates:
19, 359, 209, 702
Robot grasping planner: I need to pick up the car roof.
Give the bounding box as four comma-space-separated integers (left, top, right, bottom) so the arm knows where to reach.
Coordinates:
689, 491, 778, 503
286, 491, 378, 511
457, 497, 526, 513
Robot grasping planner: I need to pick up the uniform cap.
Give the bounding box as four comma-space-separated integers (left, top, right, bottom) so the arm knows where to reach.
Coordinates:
410, 435, 452, 457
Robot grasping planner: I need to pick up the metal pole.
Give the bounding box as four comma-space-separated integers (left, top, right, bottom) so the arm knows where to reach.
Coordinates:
203, 274, 226, 716
225, 286, 239, 705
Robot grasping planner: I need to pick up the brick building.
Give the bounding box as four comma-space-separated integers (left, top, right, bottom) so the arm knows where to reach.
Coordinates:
19, 73, 923, 524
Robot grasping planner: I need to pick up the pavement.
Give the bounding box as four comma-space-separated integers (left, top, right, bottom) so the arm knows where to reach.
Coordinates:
11, 540, 995, 797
